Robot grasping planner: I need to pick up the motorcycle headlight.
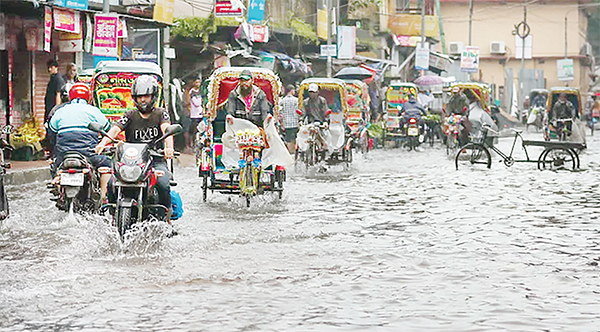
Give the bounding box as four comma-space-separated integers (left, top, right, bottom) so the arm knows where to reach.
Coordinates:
118, 165, 143, 182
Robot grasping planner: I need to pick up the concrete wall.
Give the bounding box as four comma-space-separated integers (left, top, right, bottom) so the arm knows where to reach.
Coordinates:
173, 0, 212, 18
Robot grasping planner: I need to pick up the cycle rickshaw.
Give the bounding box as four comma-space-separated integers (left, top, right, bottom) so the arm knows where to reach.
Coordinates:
543, 87, 586, 146
384, 82, 418, 147
296, 78, 351, 168
196, 67, 292, 206
526, 88, 548, 131
341, 79, 371, 153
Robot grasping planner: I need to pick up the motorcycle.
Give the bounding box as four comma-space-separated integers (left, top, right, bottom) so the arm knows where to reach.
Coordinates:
52, 152, 104, 213
88, 122, 183, 240
403, 117, 422, 151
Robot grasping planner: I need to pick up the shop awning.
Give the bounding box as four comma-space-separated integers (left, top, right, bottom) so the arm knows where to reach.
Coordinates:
259, 51, 312, 75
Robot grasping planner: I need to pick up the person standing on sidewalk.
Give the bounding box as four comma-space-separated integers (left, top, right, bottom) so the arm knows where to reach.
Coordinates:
43, 60, 65, 157
280, 84, 299, 153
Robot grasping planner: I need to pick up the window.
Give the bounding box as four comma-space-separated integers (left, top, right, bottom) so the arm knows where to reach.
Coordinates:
396, 0, 410, 13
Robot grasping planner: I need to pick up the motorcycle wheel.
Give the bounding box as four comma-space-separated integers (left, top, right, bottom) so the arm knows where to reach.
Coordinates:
0, 175, 8, 220
116, 205, 134, 241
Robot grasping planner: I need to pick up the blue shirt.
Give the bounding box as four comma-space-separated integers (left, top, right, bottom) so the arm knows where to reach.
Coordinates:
49, 99, 110, 135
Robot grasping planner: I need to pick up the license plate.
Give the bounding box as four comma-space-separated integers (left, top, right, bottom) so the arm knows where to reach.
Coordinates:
407, 127, 419, 136
60, 172, 84, 186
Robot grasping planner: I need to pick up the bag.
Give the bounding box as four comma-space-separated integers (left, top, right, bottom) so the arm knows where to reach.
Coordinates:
170, 190, 184, 220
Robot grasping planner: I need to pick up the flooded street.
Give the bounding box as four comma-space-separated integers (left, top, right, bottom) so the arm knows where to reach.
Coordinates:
2, 131, 600, 331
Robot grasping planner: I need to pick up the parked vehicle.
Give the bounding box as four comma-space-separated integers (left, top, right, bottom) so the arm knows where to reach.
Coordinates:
543, 87, 586, 147
341, 79, 372, 153
88, 123, 183, 240
196, 67, 292, 206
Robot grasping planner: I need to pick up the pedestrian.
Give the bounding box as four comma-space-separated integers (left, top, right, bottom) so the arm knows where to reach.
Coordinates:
44, 60, 65, 124
187, 78, 203, 151
280, 84, 299, 153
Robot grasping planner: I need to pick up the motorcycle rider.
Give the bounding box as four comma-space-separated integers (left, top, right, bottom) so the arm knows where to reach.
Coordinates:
95, 75, 174, 212
49, 83, 112, 201
400, 95, 427, 130
225, 69, 271, 127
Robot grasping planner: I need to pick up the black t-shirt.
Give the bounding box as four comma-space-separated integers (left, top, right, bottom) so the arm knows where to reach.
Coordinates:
45, 74, 65, 119
115, 107, 170, 143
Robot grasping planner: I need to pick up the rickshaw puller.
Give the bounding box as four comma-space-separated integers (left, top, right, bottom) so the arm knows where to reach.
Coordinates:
550, 93, 576, 133
95, 75, 174, 209
300, 83, 329, 123
225, 69, 271, 127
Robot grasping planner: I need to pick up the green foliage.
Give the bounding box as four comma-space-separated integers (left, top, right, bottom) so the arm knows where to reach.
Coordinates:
349, 0, 382, 18
290, 17, 318, 44
171, 17, 216, 42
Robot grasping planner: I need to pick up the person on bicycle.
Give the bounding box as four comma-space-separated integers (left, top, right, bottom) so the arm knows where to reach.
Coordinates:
300, 83, 329, 123
49, 83, 112, 201
550, 93, 575, 132
466, 91, 498, 146
225, 69, 271, 127
95, 75, 174, 211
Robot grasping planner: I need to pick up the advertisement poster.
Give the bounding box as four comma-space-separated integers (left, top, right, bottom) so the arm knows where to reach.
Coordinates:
460, 46, 479, 73
122, 29, 160, 64
317, 8, 327, 40
251, 25, 269, 43
117, 18, 127, 38
58, 28, 83, 52
153, 0, 175, 24
93, 72, 163, 118
557, 58, 574, 82
44, 6, 52, 52
93, 14, 118, 57
415, 43, 430, 70
337, 26, 356, 60
247, 0, 265, 24
53, 0, 88, 11
53, 8, 80, 34
215, 0, 243, 17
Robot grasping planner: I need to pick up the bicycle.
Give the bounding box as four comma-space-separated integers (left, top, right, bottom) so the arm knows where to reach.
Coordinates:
455, 124, 582, 171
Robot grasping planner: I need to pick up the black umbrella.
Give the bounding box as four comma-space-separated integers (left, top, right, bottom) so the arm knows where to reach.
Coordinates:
334, 67, 374, 80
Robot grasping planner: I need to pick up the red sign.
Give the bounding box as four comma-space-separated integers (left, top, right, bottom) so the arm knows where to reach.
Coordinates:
215, 0, 242, 17
251, 25, 269, 43
44, 6, 52, 52
93, 14, 118, 57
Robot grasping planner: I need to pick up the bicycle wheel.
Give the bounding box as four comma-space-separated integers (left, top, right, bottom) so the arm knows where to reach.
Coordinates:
455, 143, 492, 170
0, 175, 8, 220
538, 147, 576, 171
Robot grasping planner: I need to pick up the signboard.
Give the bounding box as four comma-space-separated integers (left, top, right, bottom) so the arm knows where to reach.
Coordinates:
259, 54, 275, 71
337, 26, 356, 60
317, 8, 327, 40
92, 72, 163, 118
247, 0, 265, 24
125, 29, 161, 64
320, 44, 337, 57
215, 0, 243, 17
251, 25, 269, 43
392, 35, 423, 47
58, 28, 83, 52
460, 46, 479, 73
415, 43, 430, 70
388, 14, 439, 38
53, 0, 88, 11
153, 0, 175, 24
557, 58, 574, 82
44, 6, 52, 52
92, 14, 118, 57
53, 8, 80, 34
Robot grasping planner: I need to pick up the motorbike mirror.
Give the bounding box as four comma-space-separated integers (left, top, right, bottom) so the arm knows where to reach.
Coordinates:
153, 124, 184, 145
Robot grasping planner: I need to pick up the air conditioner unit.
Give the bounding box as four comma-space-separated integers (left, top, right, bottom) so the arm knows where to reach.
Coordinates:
449, 42, 464, 55
490, 41, 506, 55
581, 42, 593, 56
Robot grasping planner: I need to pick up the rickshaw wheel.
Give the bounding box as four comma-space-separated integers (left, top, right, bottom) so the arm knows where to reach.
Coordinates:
455, 143, 491, 170
246, 196, 251, 207
202, 175, 208, 202
537, 148, 576, 171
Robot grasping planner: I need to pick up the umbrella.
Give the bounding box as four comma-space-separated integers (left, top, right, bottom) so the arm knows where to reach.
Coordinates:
414, 75, 444, 86
334, 67, 374, 80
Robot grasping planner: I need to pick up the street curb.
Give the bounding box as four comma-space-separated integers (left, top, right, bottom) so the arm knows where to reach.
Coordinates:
6, 167, 51, 186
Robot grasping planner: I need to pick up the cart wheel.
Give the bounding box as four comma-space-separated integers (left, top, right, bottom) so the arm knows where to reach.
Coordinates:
538, 147, 576, 171
455, 143, 491, 170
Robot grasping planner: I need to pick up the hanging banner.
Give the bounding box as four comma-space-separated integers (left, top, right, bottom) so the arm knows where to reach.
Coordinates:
153, 0, 175, 24
251, 25, 269, 43
53, 8, 80, 34
557, 58, 574, 82
53, 0, 88, 11
58, 29, 83, 52
93, 14, 118, 57
117, 18, 127, 38
460, 46, 479, 73
44, 6, 52, 52
0, 14, 5, 50
388, 14, 439, 37
247, 0, 265, 24
122, 29, 160, 64
84, 13, 93, 52
337, 26, 356, 60
415, 43, 430, 70
215, 0, 243, 17
317, 8, 327, 40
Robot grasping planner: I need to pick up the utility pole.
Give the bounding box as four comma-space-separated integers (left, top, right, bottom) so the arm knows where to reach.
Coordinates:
103, 0, 110, 13
420, 0, 426, 76
326, 0, 332, 78
468, 0, 473, 45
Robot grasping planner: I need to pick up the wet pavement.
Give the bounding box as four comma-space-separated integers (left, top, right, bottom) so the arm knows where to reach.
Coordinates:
1, 129, 600, 331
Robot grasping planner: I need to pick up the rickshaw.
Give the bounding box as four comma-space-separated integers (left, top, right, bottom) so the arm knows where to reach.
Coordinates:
91, 61, 164, 122
76, 68, 95, 86
196, 67, 292, 207
526, 88, 548, 132
543, 87, 586, 145
341, 79, 371, 153
385, 82, 418, 146
296, 78, 351, 168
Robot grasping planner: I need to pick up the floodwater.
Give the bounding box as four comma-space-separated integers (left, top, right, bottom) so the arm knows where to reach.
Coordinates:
2, 130, 600, 331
